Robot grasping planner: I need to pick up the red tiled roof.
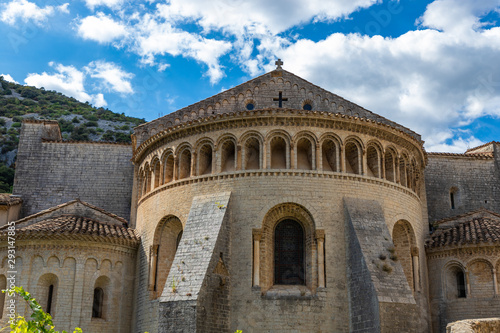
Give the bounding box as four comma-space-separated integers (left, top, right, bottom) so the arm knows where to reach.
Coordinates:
426, 217, 500, 249
0, 215, 139, 247
0, 194, 22, 206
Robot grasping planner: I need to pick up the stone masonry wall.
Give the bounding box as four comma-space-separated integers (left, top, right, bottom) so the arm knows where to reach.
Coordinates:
134, 172, 429, 333
344, 197, 421, 333
0, 240, 136, 333
425, 154, 500, 223
158, 192, 231, 333
13, 121, 134, 220
447, 318, 500, 333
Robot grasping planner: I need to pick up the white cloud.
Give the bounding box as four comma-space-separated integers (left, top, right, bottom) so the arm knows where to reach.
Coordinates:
0, 0, 68, 25
134, 17, 232, 83
84, 0, 124, 10
85, 61, 134, 94
1, 74, 18, 83
77, 12, 128, 44
24, 62, 107, 107
248, 0, 500, 151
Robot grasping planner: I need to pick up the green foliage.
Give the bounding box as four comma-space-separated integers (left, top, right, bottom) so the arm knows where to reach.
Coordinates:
1, 286, 82, 333
11, 123, 21, 128
70, 126, 89, 141
71, 117, 80, 123
0, 163, 14, 193
84, 121, 98, 127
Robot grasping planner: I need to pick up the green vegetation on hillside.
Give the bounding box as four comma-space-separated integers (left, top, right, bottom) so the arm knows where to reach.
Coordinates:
0, 75, 147, 193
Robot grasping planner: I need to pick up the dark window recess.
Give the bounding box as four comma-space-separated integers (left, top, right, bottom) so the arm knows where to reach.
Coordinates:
456, 271, 466, 298
303, 103, 312, 110
450, 192, 455, 209
274, 219, 305, 285
92, 288, 104, 318
47, 285, 54, 314
246, 103, 255, 110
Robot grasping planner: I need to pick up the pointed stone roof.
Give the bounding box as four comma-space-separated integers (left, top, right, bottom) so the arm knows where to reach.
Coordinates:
133, 69, 421, 146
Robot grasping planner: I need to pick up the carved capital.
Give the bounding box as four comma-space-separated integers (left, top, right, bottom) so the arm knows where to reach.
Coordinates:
315, 229, 325, 241
411, 246, 419, 257
252, 228, 263, 241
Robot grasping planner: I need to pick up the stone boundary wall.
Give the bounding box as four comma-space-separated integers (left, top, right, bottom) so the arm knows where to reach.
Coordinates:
447, 318, 500, 333
13, 121, 134, 220
425, 153, 500, 223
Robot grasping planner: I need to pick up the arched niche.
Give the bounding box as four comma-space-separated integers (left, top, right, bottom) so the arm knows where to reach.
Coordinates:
344, 140, 361, 175
243, 136, 261, 170
296, 138, 313, 170
270, 136, 288, 169
392, 220, 418, 292
198, 143, 213, 175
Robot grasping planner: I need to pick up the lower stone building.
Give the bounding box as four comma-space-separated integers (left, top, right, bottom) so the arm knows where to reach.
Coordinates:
0, 65, 499, 332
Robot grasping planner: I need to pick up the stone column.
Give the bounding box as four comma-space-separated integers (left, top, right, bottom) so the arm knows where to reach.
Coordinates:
493, 268, 498, 297
317, 143, 323, 172
337, 147, 342, 172
191, 152, 197, 177
361, 148, 366, 176
411, 247, 420, 292
149, 245, 159, 291
313, 143, 319, 170
465, 270, 471, 296
289, 142, 294, 169
382, 153, 386, 180
316, 230, 325, 288
236, 145, 242, 170
173, 155, 178, 181
252, 229, 262, 287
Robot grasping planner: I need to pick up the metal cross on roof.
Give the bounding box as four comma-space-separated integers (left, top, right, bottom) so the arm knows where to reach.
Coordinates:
275, 59, 283, 69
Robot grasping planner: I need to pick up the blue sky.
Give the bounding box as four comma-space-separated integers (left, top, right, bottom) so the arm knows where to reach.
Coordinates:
1, 0, 500, 152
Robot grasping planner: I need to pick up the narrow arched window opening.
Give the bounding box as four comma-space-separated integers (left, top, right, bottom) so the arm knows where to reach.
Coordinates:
47, 285, 54, 315
163, 154, 174, 183
384, 151, 395, 182
244, 137, 260, 170
153, 161, 161, 188
322, 140, 337, 172
296, 138, 313, 170
399, 158, 407, 187
92, 287, 104, 318
345, 142, 360, 174
456, 271, 466, 298
179, 150, 191, 179
450, 192, 455, 209
366, 146, 380, 178
270, 137, 287, 169
198, 144, 213, 175
274, 219, 305, 285
221, 140, 236, 172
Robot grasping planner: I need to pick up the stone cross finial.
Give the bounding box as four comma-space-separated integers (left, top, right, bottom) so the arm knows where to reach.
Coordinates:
275, 59, 283, 69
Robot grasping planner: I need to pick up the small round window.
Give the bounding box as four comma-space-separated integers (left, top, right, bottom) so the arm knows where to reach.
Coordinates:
246, 103, 255, 110
303, 103, 312, 110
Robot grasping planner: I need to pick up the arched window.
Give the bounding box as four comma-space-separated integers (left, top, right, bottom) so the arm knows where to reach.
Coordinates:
220, 140, 236, 172
321, 139, 338, 172
270, 136, 287, 169
399, 157, 407, 187
345, 141, 361, 174
456, 270, 466, 298
244, 137, 260, 170
296, 138, 313, 170
198, 144, 213, 175
450, 187, 459, 209
178, 149, 191, 179
153, 159, 161, 188
149, 216, 183, 298
384, 150, 396, 182
92, 287, 104, 318
47, 285, 54, 314
163, 154, 174, 183
366, 145, 380, 178
274, 219, 305, 285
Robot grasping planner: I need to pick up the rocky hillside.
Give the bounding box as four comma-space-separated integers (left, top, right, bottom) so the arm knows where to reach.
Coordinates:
0, 75, 146, 192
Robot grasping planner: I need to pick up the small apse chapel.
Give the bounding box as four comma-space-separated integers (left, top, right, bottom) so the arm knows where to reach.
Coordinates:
1, 61, 500, 333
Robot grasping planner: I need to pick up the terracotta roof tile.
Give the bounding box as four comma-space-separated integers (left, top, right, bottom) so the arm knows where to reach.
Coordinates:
0, 194, 22, 206
426, 217, 500, 249
0, 215, 139, 247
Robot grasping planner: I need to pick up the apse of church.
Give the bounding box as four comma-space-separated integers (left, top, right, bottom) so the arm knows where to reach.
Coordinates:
2, 62, 500, 333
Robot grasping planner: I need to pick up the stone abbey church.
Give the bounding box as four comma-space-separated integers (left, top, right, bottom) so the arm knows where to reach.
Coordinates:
1, 63, 500, 333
